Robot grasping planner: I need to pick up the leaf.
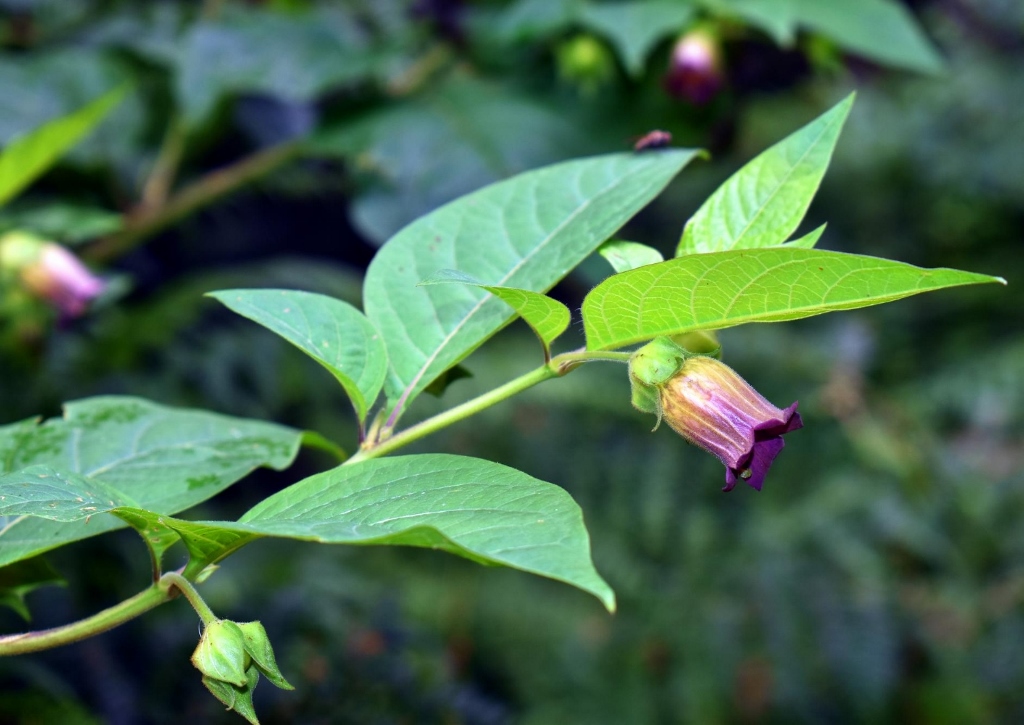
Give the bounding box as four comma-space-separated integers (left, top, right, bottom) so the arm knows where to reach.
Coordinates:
0, 396, 303, 569
237, 455, 615, 610
0, 455, 617, 610
581, 1, 695, 76
0, 466, 137, 521
308, 75, 592, 244
208, 289, 387, 423
364, 149, 701, 420
0, 556, 65, 621
679, 94, 853, 256
599, 240, 665, 273
784, 223, 827, 249
0, 202, 123, 243
0, 86, 126, 208
175, 7, 376, 125
419, 269, 571, 357
704, 0, 943, 74
582, 248, 1006, 350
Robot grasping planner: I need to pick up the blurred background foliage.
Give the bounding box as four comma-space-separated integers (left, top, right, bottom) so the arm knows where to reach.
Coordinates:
0, 0, 1020, 723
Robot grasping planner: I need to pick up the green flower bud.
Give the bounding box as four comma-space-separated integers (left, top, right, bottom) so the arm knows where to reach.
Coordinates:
192, 620, 250, 687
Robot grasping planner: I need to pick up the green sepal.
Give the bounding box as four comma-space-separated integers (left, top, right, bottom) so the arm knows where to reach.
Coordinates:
627, 337, 690, 430
236, 621, 294, 691
202, 665, 260, 725
192, 620, 249, 687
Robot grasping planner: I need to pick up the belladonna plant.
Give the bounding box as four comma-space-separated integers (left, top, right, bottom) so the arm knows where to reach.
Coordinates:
629, 337, 803, 491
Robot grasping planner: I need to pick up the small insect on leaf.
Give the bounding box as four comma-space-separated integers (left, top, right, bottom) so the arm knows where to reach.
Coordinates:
634, 130, 672, 151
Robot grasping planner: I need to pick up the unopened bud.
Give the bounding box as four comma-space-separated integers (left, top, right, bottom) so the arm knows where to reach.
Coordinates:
664, 28, 724, 104
0, 231, 105, 318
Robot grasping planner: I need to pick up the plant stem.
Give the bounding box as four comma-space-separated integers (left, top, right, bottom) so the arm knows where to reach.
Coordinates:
162, 572, 217, 625
86, 141, 301, 264
349, 349, 632, 463
0, 580, 173, 656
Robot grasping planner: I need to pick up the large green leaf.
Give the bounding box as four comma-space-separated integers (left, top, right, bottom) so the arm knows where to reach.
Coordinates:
705, 0, 943, 74
419, 269, 571, 358
364, 149, 701, 420
0, 86, 125, 208
582, 248, 1006, 350
1, 455, 616, 610
581, 2, 695, 76
0, 396, 302, 568
678, 94, 852, 256
0, 466, 136, 521
208, 289, 387, 423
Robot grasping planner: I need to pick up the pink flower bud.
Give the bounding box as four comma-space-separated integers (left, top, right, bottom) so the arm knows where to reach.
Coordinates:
659, 355, 802, 491
4, 233, 106, 318
664, 28, 724, 105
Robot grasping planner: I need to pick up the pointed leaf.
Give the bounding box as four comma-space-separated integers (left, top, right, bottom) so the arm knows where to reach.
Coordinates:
678, 94, 852, 256
581, 2, 695, 76
209, 289, 387, 422
202, 666, 261, 725
583, 248, 1006, 350
236, 455, 615, 610
0, 86, 126, 208
365, 150, 701, 419
419, 269, 571, 354
236, 621, 294, 690
599, 240, 665, 273
0, 556, 65, 621
0, 396, 302, 569
785, 223, 827, 249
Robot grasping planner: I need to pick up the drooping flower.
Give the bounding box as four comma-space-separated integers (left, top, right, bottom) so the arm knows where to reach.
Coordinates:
663, 28, 724, 105
629, 337, 802, 492
0, 231, 106, 318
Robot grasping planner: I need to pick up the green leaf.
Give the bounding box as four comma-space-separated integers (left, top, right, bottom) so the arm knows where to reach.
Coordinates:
237, 455, 615, 610
176, 8, 375, 125
0, 466, 137, 521
208, 289, 387, 423
583, 248, 1006, 350
0, 396, 302, 569
0, 455, 617, 610
784, 223, 827, 249
679, 94, 852, 256
599, 240, 665, 273
419, 269, 571, 357
703, 0, 943, 74
0, 86, 126, 208
365, 149, 701, 419
0, 556, 65, 621
0, 202, 123, 243
581, 2, 695, 76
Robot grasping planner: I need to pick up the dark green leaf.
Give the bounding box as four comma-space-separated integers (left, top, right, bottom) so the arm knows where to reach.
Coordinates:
0, 556, 65, 621
581, 1, 695, 76
0, 397, 302, 569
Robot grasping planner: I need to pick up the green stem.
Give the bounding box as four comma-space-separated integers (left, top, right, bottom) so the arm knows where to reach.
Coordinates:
162, 572, 217, 625
0, 580, 173, 656
86, 141, 301, 264
349, 349, 631, 464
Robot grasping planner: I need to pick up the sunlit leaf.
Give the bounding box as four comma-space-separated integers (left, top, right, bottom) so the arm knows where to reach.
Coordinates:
678, 94, 852, 255
419, 269, 571, 357
581, 2, 695, 76
784, 223, 827, 249
0, 86, 126, 208
364, 149, 701, 421
583, 248, 1006, 350
599, 240, 665, 273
